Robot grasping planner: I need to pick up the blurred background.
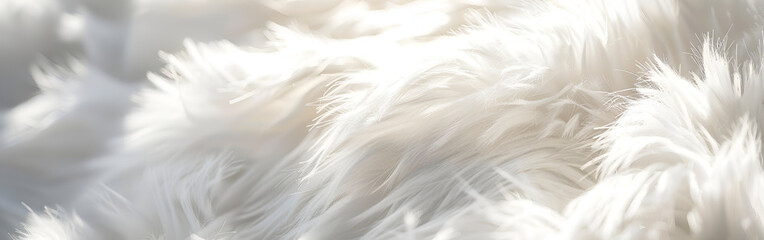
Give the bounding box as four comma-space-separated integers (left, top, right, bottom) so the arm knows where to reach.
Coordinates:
0, 0, 279, 109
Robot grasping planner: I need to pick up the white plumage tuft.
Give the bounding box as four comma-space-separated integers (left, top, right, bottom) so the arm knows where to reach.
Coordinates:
1, 0, 764, 239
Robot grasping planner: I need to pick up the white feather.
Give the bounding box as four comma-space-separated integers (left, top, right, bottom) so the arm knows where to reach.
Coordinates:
2, 0, 764, 239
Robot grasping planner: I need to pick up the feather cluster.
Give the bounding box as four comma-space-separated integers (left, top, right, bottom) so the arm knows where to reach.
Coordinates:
1, 0, 764, 239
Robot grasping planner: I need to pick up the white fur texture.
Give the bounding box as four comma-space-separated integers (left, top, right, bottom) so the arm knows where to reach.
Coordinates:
1, 0, 764, 239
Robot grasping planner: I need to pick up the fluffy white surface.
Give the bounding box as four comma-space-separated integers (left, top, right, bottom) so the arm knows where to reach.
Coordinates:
1, 0, 764, 239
